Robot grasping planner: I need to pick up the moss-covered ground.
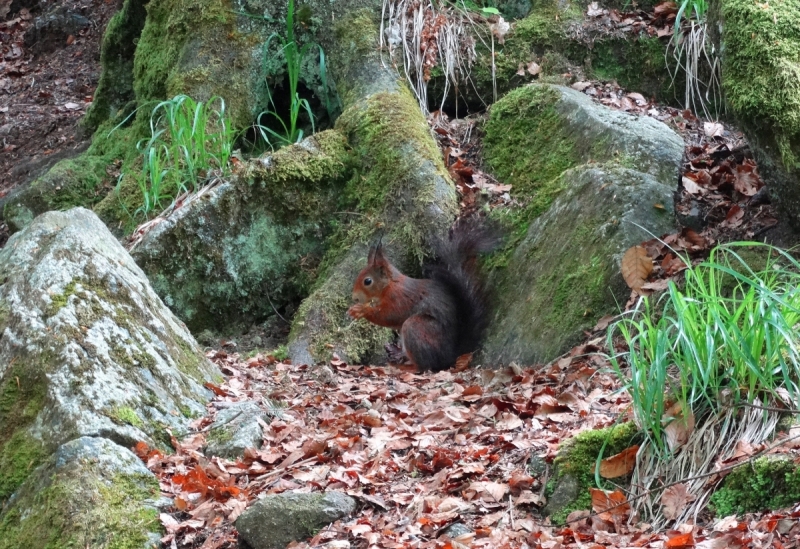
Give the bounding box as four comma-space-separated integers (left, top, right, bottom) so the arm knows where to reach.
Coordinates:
548, 422, 640, 524
710, 457, 800, 517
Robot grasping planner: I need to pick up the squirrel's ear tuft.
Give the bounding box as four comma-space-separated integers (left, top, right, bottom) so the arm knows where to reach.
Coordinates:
368, 234, 386, 266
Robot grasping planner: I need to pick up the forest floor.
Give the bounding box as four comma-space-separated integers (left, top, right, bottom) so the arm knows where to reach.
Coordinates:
0, 0, 118, 244
4, 1, 800, 547
140, 53, 800, 549
140, 344, 800, 549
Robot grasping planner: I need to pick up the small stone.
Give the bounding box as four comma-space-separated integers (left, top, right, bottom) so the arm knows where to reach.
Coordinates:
439, 522, 473, 538
204, 401, 266, 459
236, 491, 357, 549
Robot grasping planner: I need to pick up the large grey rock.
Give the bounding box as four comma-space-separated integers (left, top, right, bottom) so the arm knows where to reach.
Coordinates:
0, 437, 164, 548
204, 401, 266, 459
0, 208, 219, 507
481, 84, 682, 365
484, 165, 677, 364
130, 131, 353, 333
236, 491, 357, 549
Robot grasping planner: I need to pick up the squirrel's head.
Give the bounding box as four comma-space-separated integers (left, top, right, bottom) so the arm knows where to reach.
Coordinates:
352, 242, 393, 305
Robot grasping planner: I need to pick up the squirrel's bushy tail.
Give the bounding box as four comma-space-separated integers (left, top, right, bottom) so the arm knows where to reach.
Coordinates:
427, 216, 502, 359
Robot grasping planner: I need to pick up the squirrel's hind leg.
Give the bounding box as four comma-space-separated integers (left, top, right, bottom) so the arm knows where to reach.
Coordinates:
400, 314, 456, 372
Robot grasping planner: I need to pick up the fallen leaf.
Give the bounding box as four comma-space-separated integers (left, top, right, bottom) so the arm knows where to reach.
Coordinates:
489, 17, 509, 43
664, 402, 695, 451
704, 121, 724, 137
654, 1, 679, 17
721, 204, 744, 228
587, 1, 606, 17
599, 445, 639, 478
515, 490, 545, 506
621, 245, 653, 292
661, 483, 696, 520
627, 92, 646, 105
590, 488, 630, 520
713, 515, 739, 532
682, 176, 703, 195
665, 532, 695, 548
526, 61, 541, 76
571, 81, 592, 92
734, 161, 762, 196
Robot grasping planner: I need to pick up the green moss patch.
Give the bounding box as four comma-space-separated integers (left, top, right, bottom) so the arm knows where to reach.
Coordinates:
108, 406, 144, 428
483, 85, 578, 263
548, 422, 640, 524
0, 361, 50, 501
82, 0, 148, 132
721, 0, 800, 168
710, 457, 800, 517
0, 467, 160, 549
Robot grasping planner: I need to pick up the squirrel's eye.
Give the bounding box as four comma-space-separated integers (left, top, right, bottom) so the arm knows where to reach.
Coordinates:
363, 277, 372, 286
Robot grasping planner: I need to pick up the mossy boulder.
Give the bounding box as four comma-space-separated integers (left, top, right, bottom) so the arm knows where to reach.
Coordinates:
81, 0, 147, 132
481, 84, 682, 365
710, 455, 800, 516
236, 491, 357, 549
0, 208, 219, 506
709, 0, 800, 229
2, 154, 114, 234
0, 437, 163, 549
287, 11, 458, 366
543, 422, 640, 523
130, 130, 353, 332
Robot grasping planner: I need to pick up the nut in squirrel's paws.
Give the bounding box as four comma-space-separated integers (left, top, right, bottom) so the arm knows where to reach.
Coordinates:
348, 303, 366, 319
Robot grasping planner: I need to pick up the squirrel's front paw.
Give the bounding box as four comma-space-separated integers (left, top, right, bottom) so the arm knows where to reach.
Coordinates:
348, 303, 366, 319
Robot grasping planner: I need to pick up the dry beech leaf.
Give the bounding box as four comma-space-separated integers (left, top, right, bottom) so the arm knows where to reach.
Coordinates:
598, 445, 639, 478
682, 176, 703, 195
722, 204, 744, 228
590, 488, 630, 520
621, 246, 653, 292
664, 402, 695, 451
665, 532, 695, 548
661, 482, 696, 520
704, 121, 724, 137
734, 161, 761, 196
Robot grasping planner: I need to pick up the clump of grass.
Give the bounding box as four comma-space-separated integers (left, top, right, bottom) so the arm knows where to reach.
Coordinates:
666, 0, 722, 119
134, 94, 237, 217
256, 0, 327, 148
609, 242, 800, 525
609, 242, 800, 458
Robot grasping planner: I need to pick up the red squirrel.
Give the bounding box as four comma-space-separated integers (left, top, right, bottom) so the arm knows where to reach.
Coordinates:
347, 219, 498, 371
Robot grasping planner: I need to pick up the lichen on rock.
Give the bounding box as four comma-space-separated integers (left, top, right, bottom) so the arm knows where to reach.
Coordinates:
0, 208, 219, 505
0, 437, 164, 549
